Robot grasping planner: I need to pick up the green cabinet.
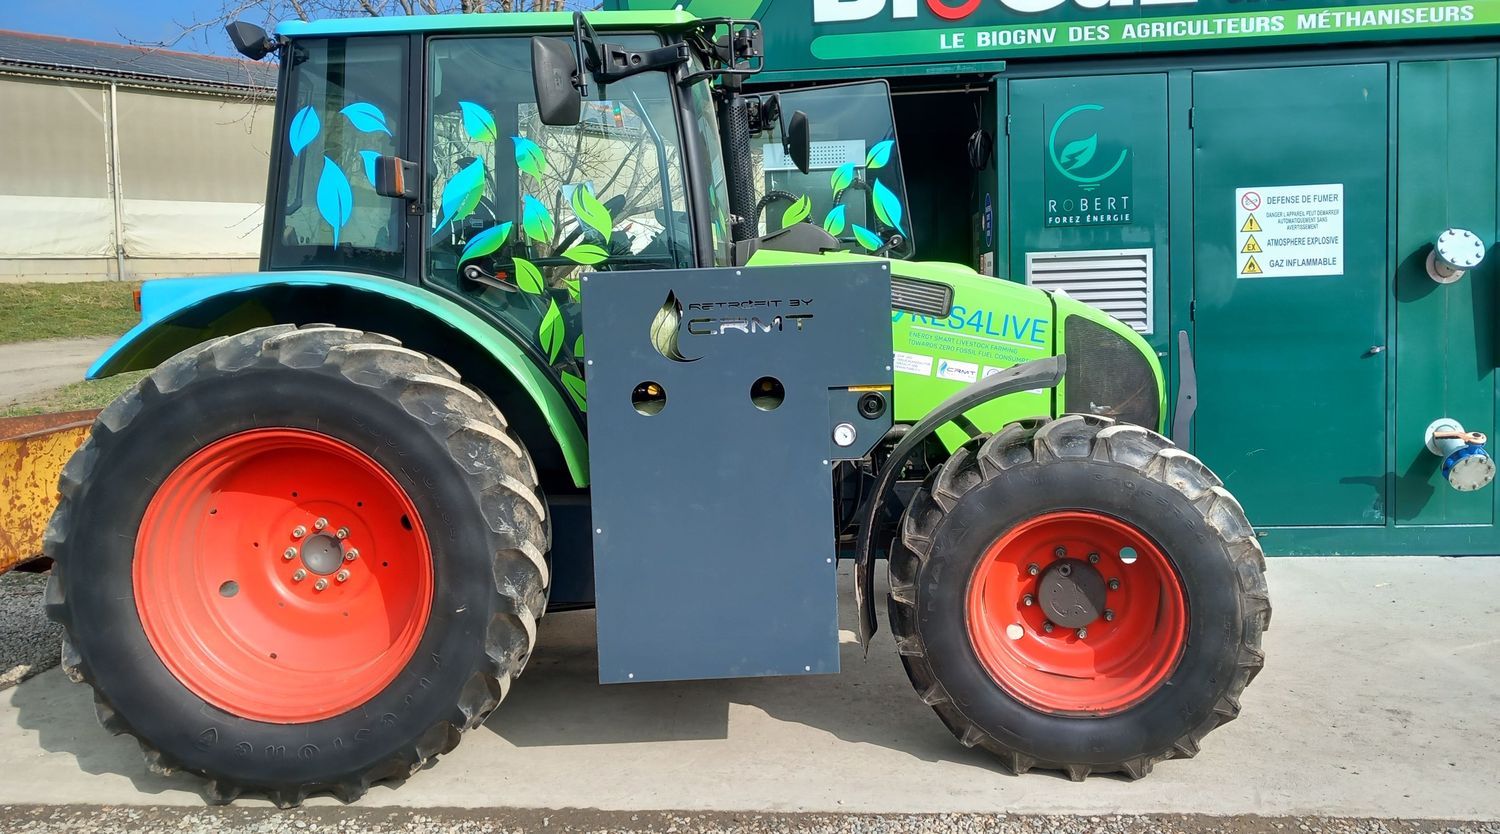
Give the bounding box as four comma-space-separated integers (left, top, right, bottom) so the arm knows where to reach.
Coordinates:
1393, 59, 1498, 526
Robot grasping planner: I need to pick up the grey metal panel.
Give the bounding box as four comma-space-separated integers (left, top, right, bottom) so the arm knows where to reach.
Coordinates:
584, 261, 892, 684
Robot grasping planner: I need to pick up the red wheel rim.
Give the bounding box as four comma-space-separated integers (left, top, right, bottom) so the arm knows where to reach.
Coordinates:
965, 511, 1187, 715
134, 428, 433, 724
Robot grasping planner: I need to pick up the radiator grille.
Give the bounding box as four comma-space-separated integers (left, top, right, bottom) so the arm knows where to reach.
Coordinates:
1064, 314, 1160, 430
891, 276, 953, 317
1026, 248, 1153, 334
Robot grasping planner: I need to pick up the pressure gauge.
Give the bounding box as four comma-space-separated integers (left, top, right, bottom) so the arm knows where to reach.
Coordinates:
832, 422, 857, 448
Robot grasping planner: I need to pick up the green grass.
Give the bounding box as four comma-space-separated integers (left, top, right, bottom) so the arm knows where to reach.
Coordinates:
0, 281, 141, 345
1, 371, 147, 419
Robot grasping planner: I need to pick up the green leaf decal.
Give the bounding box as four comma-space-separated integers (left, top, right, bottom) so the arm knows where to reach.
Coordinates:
865, 139, 894, 170
522, 194, 554, 243
852, 223, 883, 252
459, 221, 512, 264
513, 135, 547, 182
459, 101, 498, 143
823, 204, 847, 237
565, 277, 581, 301
573, 333, 584, 356
538, 299, 564, 363
872, 179, 905, 234
560, 370, 587, 412
781, 195, 812, 227
561, 244, 609, 265
513, 257, 544, 294
433, 158, 486, 235
829, 162, 855, 195
570, 185, 613, 241
1060, 135, 1097, 172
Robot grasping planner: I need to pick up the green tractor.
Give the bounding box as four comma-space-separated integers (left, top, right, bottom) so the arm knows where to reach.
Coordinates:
44, 9, 1269, 805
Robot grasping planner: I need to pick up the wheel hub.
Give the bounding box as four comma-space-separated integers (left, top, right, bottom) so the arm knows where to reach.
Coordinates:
1037, 558, 1106, 628
298, 531, 345, 575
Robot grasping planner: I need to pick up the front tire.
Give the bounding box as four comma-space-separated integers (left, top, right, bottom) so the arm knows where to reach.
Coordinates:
44, 325, 549, 805
889, 414, 1269, 780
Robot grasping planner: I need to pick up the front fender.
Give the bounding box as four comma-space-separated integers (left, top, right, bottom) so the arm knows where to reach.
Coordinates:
90, 271, 590, 486
854, 356, 1067, 649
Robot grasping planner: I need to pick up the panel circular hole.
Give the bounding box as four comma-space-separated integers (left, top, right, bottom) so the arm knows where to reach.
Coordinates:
1119, 547, 1138, 565
751, 376, 785, 411
632, 381, 667, 416
218, 581, 239, 598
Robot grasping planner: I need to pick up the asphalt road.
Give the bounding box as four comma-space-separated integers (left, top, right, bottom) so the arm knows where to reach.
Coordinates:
0, 337, 116, 405
0, 556, 1497, 821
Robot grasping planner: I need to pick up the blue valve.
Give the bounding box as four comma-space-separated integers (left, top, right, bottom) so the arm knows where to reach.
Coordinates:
1425, 419, 1496, 492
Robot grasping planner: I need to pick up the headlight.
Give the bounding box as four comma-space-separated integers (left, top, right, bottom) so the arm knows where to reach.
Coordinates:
1063, 315, 1160, 430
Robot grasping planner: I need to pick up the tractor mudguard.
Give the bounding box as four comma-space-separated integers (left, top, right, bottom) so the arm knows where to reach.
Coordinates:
88, 271, 590, 486
854, 355, 1067, 649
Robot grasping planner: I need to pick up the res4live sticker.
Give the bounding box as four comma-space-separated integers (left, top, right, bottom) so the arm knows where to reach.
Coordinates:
1235, 184, 1344, 278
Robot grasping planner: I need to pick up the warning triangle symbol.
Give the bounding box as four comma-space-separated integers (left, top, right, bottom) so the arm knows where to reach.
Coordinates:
1241, 235, 1263, 254
1241, 214, 1262, 233
1241, 255, 1263, 276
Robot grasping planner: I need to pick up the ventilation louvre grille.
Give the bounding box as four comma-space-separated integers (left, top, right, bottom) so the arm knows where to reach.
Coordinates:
892, 276, 953, 318
1025, 248, 1153, 335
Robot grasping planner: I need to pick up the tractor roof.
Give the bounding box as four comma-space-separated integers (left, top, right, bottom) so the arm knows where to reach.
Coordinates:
276, 10, 697, 39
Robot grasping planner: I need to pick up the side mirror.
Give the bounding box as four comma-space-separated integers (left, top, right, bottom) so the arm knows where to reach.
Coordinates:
533, 37, 583, 127
373, 155, 419, 201
785, 110, 812, 176
226, 21, 277, 61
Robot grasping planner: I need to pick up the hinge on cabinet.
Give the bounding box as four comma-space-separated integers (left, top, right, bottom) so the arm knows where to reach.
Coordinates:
1187, 107, 1195, 130
1004, 114, 1011, 136
1189, 300, 1196, 320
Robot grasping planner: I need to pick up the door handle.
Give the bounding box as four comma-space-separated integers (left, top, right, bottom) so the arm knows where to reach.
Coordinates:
1366, 345, 1386, 356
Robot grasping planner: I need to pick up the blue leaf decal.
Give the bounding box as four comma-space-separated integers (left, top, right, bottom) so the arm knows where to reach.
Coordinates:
829, 162, 855, 195
513, 136, 547, 182
432, 158, 486, 236
459, 101, 498, 143
358, 150, 381, 188
341, 102, 392, 135
289, 106, 320, 157
823, 204, 847, 237
316, 157, 353, 247
460, 221, 513, 264
872, 178, 905, 234
852, 223, 883, 252
865, 139, 894, 170
522, 194, 555, 243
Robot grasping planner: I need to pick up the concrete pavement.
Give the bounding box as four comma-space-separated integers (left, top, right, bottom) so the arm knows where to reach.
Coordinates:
0, 557, 1496, 818
0, 337, 116, 405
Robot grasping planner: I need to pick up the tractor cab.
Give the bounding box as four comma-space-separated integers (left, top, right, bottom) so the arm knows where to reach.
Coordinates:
260, 13, 916, 415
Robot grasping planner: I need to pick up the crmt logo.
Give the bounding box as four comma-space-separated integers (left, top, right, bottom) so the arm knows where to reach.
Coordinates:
813, 0, 1196, 24
1048, 103, 1128, 191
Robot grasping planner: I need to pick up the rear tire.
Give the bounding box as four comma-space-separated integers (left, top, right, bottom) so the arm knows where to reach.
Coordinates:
44, 325, 549, 806
888, 414, 1269, 780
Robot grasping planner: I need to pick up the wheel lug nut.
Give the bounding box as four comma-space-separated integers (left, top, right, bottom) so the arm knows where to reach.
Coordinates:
1043, 621, 1055, 633
336, 527, 349, 540
1104, 609, 1115, 622
1088, 552, 1100, 564
1027, 563, 1040, 576
336, 569, 350, 583
282, 547, 297, 561
1054, 547, 1066, 558
314, 578, 328, 591
314, 517, 328, 531
292, 569, 307, 582
344, 548, 359, 562
1108, 578, 1121, 591
1076, 627, 1088, 639
1022, 594, 1035, 607
292, 525, 307, 539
